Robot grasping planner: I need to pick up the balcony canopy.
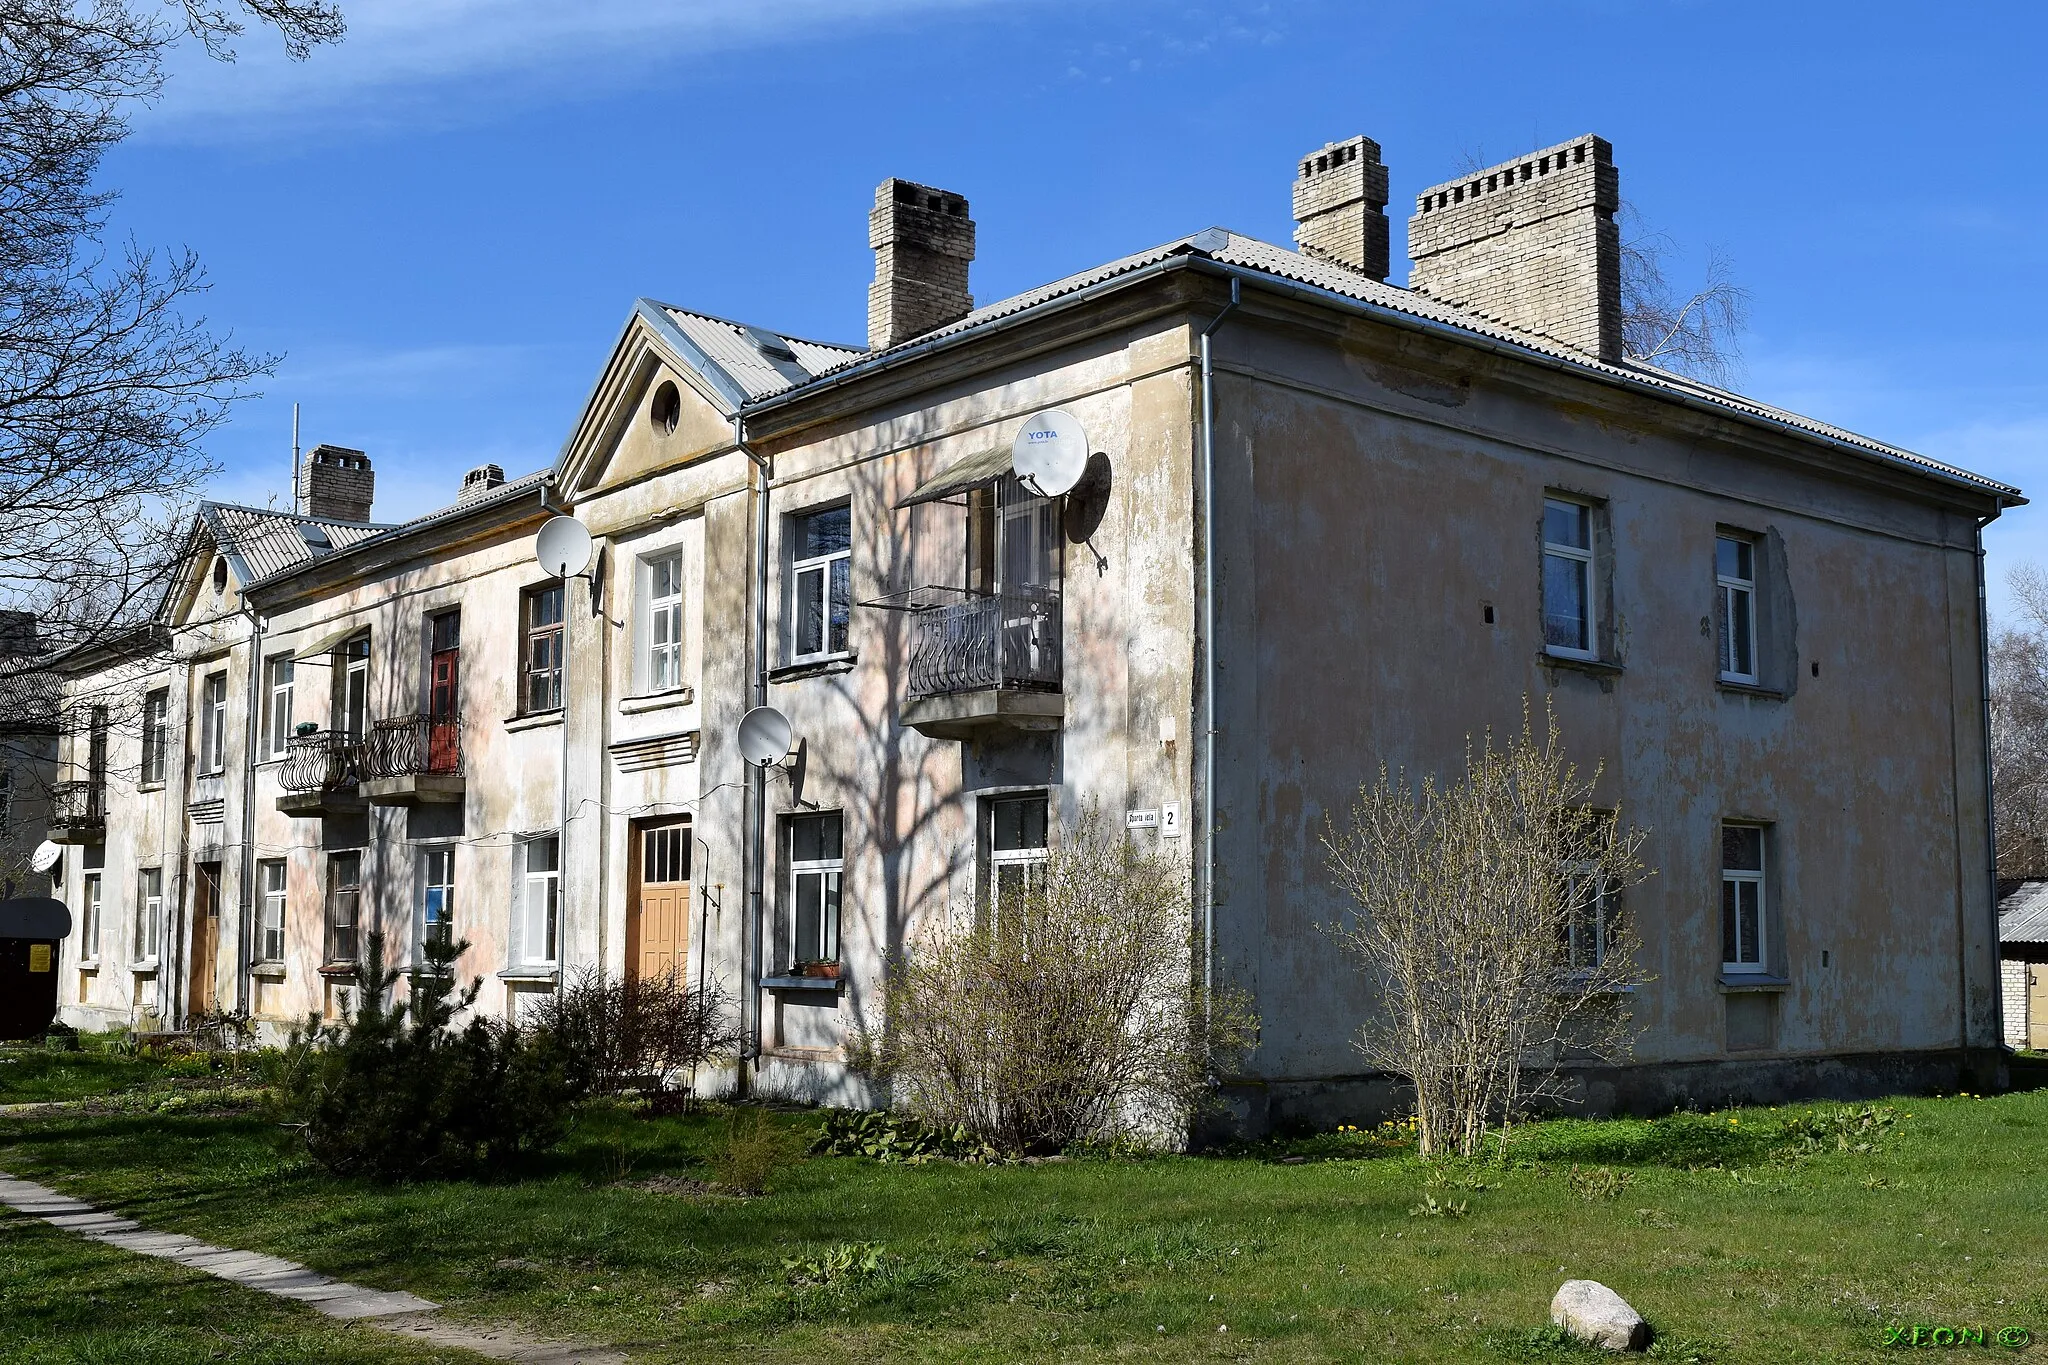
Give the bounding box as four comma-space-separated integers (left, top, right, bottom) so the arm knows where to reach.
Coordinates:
897, 444, 1013, 509
291, 623, 367, 662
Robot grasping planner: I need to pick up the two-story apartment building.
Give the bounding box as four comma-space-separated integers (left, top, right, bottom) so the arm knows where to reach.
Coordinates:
51, 133, 2022, 1128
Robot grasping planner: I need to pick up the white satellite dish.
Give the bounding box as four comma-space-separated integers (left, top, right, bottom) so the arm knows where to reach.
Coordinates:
29, 841, 60, 875
1012, 409, 1090, 498
534, 515, 592, 578
737, 705, 793, 767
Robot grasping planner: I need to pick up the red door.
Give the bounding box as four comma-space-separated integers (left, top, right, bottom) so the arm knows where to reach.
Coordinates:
428, 612, 460, 773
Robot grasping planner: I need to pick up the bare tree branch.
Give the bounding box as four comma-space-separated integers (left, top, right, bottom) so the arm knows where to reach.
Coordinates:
1619, 204, 1750, 384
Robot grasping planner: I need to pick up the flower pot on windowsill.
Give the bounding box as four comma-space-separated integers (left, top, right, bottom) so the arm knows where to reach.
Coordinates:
295, 722, 319, 736
797, 961, 842, 980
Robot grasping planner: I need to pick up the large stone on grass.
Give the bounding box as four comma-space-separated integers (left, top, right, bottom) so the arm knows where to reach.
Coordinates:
1550, 1279, 1648, 1351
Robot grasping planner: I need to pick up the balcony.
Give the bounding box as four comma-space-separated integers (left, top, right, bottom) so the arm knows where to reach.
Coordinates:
47, 779, 104, 844
276, 730, 367, 817
897, 587, 1063, 739
361, 713, 464, 805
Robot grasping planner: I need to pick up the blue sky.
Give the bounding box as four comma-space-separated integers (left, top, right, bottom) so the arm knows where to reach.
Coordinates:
114, 0, 2046, 613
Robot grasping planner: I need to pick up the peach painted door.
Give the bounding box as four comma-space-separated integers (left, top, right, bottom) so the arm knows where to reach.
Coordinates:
188, 863, 221, 1017
629, 822, 690, 984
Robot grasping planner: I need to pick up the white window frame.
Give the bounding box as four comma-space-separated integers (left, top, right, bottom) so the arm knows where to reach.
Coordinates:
325, 851, 360, 965
522, 582, 564, 714
1716, 534, 1759, 685
519, 834, 560, 967
1562, 863, 1615, 973
788, 811, 843, 970
81, 871, 102, 963
643, 552, 685, 693
264, 655, 295, 759
258, 859, 287, 964
140, 688, 168, 786
790, 505, 851, 664
1721, 823, 1767, 974
134, 867, 162, 964
334, 636, 370, 738
1541, 496, 1598, 661
986, 792, 1050, 934
419, 845, 456, 961
200, 671, 228, 774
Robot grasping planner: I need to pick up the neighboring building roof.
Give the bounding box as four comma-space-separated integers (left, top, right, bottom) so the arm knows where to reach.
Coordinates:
200, 503, 392, 584
2000, 882, 2048, 946
0, 663, 61, 732
732, 228, 2020, 504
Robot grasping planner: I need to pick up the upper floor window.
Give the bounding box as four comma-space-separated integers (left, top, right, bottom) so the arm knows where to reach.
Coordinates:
1716, 534, 1758, 684
198, 671, 228, 774
1541, 496, 1599, 659
523, 582, 564, 713
134, 866, 161, 963
258, 859, 286, 964
1721, 823, 1767, 973
645, 553, 684, 691
791, 506, 851, 661
333, 636, 369, 738
140, 688, 168, 785
788, 810, 843, 970
264, 655, 295, 759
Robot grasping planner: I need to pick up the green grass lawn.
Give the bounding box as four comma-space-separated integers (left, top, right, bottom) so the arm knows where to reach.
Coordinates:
3, 1079, 2047, 1363
0, 1039, 177, 1105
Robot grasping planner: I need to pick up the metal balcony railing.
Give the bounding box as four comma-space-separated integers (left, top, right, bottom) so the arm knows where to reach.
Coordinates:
905, 586, 1062, 700
50, 778, 104, 827
279, 730, 361, 793
361, 713, 463, 780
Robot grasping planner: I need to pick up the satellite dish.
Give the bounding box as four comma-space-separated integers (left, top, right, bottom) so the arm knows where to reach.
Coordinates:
534, 515, 592, 578
737, 705, 793, 767
1012, 410, 1090, 497
29, 842, 60, 875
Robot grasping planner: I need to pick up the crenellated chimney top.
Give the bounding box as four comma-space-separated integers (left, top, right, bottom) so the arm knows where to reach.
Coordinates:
1292, 135, 1391, 282
298, 444, 375, 523
458, 463, 506, 504
867, 177, 975, 351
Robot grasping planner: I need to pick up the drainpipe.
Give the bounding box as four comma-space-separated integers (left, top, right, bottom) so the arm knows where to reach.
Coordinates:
236, 603, 264, 1017
539, 477, 575, 995
1976, 514, 2002, 1061
735, 414, 770, 1096
1198, 277, 1239, 1013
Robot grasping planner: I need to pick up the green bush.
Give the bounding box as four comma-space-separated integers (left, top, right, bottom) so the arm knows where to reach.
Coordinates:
809, 1109, 995, 1163
268, 932, 573, 1181
708, 1107, 801, 1193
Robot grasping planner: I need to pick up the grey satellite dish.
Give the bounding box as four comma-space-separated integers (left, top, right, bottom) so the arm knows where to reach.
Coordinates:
534, 515, 593, 578
29, 842, 60, 876
1012, 410, 1090, 497
737, 705, 793, 767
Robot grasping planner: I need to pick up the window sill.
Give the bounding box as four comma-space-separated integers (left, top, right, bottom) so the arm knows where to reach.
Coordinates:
77, 960, 99, 975
769, 652, 857, 684
1716, 679, 1786, 700
136, 782, 164, 794
317, 962, 358, 980
256, 756, 286, 770
1717, 973, 1788, 994
497, 967, 560, 984
762, 974, 842, 992
504, 710, 563, 733
1539, 649, 1624, 678
251, 963, 286, 981
128, 961, 157, 976
619, 688, 694, 715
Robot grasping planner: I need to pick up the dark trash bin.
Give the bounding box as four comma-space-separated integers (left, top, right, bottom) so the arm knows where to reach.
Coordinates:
0, 898, 71, 1042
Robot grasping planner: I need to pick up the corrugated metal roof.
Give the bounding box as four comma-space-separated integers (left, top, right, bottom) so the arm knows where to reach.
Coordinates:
658, 306, 863, 403
202, 504, 391, 583
778, 229, 2019, 502
2000, 882, 2048, 945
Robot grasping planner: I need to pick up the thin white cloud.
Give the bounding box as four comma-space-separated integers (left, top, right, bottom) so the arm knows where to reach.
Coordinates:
275, 342, 550, 400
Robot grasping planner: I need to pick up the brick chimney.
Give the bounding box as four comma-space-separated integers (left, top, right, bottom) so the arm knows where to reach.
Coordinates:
1292, 135, 1391, 281
457, 463, 506, 504
867, 178, 975, 350
1407, 135, 1620, 362
298, 444, 375, 523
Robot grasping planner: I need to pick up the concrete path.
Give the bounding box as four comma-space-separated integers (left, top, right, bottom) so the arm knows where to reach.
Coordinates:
0, 1172, 629, 1361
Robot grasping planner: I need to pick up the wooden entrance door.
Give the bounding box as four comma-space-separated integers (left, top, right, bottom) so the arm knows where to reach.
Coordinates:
2030, 964, 2048, 1051
628, 822, 690, 984
188, 862, 221, 1017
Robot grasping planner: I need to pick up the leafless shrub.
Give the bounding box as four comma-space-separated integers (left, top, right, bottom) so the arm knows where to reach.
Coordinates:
849, 808, 1257, 1155
1322, 700, 1654, 1158
525, 967, 740, 1099
1992, 564, 2048, 880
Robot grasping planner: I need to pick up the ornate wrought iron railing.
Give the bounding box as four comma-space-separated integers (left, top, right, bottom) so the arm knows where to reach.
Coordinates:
361, 713, 463, 779
906, 586, 1062, 700
50, 778, 104, 827
279, 730, 361, 793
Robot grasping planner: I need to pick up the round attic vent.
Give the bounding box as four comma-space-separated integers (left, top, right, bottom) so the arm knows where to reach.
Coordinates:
650, 381, 681, 436
212, 555, 228, 594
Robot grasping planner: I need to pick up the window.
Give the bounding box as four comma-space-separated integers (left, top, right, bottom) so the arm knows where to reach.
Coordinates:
134, 867, 161, 962
788, 811, 843, 969
1541, 497, 1597, 658
81, 864, 102, 963
258, 860, 286, 964
523, 583, 564, 712
199, 671, 228, 774
1716, 535, 1758, 684
645, 553, 684, 691
333, 636, 369, 738
325, 852, 360, 964
421, 847, 455, 957
264, 655, 295, 759
1562, 866, 1616, 972
987, 793, 1050, 933
791, 506, 851, 661
1721, 824, 1767, 973
521, 836, 559, 965
140, 689, 168, 785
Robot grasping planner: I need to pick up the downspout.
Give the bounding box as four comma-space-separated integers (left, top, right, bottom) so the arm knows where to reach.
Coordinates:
1976, 513, 2002, 1060
736, 414, 770, 1096
539, 478, 573, 995
1198, 277, 1239, 1012
236, 602, 263, 1016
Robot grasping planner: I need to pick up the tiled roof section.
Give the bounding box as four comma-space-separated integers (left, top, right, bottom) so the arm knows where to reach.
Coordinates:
203, 504, 391, 583
658, 306, 864, 403
2001, 882, 2048, 945
0, 662, 61, 730
787, 229, 2020, 501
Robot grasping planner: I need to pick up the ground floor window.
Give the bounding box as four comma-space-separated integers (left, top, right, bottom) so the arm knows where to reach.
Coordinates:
521, 835, 559, 966
421, 846, 455, 956
1562, 865, 1616, 972
788, 811, 842, 971
986, 792, 1049, 937
134, 867, 161, 962
1721, 823, 1767, 972
81, 870, 102, 962
325, 852, 360, 965
258, 859, 287, 964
